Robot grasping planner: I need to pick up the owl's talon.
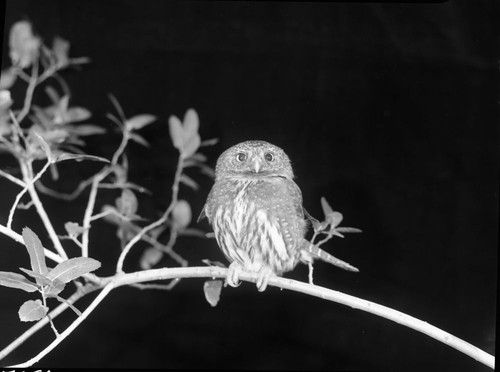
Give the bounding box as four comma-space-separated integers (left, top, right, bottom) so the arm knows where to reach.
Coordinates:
225, 262, 243, 288
256, 267, 275, 292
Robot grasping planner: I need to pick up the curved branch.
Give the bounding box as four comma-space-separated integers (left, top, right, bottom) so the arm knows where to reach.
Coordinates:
4, 266, 494, 369
108, 266, 495, 369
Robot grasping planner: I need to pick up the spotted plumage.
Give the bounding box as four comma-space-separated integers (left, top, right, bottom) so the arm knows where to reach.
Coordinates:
199, 140, 307, 291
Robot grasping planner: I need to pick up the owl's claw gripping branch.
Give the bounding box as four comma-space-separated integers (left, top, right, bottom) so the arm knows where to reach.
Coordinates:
225, 262, 243, 288
256, 267, 275, 292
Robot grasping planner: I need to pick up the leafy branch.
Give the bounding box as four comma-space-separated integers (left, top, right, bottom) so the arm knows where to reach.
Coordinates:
0, 20, 494, 370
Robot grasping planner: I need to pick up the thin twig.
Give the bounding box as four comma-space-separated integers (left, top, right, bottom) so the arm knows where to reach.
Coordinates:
15, 61, 39, 124
0, 169, 26, 187
81, 173, 108, 257
35, 173, 98, 201
130, 280, 180, 291
8, 159, 52, 229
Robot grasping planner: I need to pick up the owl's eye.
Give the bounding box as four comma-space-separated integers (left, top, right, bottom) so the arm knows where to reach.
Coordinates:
236, 152, 247, 162
264, 152, 275, 162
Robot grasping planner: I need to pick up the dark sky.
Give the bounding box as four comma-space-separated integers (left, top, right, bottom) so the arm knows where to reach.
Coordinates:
0, 0, 497, 370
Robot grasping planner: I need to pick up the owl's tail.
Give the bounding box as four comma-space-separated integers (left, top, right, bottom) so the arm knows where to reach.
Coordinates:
300, 240, 359, 272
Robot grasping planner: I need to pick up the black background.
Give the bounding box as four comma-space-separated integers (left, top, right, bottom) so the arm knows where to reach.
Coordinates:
0, 0, 497, 370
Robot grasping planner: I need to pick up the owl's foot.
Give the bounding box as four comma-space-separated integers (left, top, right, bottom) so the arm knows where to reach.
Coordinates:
256, 266, 276, 292
225, 262, 243, 288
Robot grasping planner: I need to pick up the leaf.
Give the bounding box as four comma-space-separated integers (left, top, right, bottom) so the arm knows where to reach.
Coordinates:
19, 299, 48, 322
116, 189, 138, 217
22, 227, 48, 280
46, 257, 101, 283
0, 271, 38, 292
55, 152, 109, 163
187, 153, 207, 162
179, 174, 199, 190
320, 197, 334, 217
52, 36, 70, 68
68, 124, 106, 136
45, 278, 66, 297
0, 67, 18, 90
9, 21, 41, 68
168, 115, 184, 150
182, 133, 201, 158
172, 200, 192, 229
64, 222, 89, 237
19, 267, 53, 286
327, 212, 343, 229
179, 227, 208, 238
183, 109, 199, 138
129, 133, 150, 147
335, 227, 363, 234
67, 106, 92, 123
201, 259, 226, 268
29, 131, 52, 159
125, 114, 156, 131
200, 138, 219, 147
320, 197, 343, 229
140, 247, 164, 270
45, 85, 60, 105
203, 279, 223, 307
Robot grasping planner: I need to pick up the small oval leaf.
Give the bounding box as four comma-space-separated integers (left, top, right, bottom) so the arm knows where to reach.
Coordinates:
168, 115, 184, 150
125, 114, 156, 131
172, 200, 192, 229
64, 221, 89, 237
19, 299, 48, 322
203, 279, 223, 307
140, 247, 164, 270
183, 109, 199, 138
116, 189, 138, 217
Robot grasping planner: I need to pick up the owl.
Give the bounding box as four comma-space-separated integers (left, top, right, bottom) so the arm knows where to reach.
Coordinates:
199, 140, 312, 291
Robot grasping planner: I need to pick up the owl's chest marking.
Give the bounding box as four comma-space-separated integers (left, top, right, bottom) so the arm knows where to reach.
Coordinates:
208, 177, 301, 273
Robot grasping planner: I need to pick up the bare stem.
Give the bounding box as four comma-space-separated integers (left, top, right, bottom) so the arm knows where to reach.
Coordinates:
8, 159, 52, 229
0, 169, 26, 187
15, 62, 39, 124
81, 172, 108, 257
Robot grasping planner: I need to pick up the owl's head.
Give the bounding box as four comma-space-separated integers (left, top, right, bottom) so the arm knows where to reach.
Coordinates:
215, 140, 294, 180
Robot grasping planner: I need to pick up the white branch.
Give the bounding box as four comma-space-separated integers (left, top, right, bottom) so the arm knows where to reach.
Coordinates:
109, 267, 495, 369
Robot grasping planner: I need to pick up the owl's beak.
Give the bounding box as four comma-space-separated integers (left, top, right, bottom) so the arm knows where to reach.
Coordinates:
252, 158, 262, 173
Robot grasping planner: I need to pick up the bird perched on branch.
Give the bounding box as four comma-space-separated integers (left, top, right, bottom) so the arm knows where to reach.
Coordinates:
199, 140, 357, 291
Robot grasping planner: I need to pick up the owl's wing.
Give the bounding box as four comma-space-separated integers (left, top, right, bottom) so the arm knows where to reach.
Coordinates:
285, 178, 305, 220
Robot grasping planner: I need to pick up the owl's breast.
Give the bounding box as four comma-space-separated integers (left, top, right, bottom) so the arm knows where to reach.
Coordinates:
205, 177, 306, 273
